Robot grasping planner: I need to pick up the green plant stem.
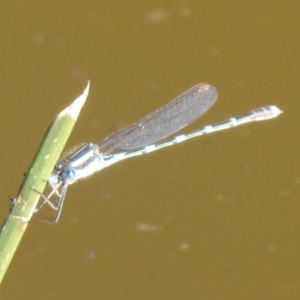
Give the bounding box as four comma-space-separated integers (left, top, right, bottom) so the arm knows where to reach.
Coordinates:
0, 82, 89, 283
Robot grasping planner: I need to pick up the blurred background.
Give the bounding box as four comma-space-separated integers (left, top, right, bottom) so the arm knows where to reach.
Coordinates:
0, 1, 299, 299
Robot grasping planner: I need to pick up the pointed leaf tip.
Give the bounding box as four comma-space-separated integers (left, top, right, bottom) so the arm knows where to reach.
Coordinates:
68, 81, 90, 119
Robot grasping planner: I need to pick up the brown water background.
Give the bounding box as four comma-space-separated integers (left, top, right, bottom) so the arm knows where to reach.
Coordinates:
0, 1, 299, 299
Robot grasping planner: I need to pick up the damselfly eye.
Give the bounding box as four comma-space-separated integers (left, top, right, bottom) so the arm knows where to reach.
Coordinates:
60, 168, 77, 185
